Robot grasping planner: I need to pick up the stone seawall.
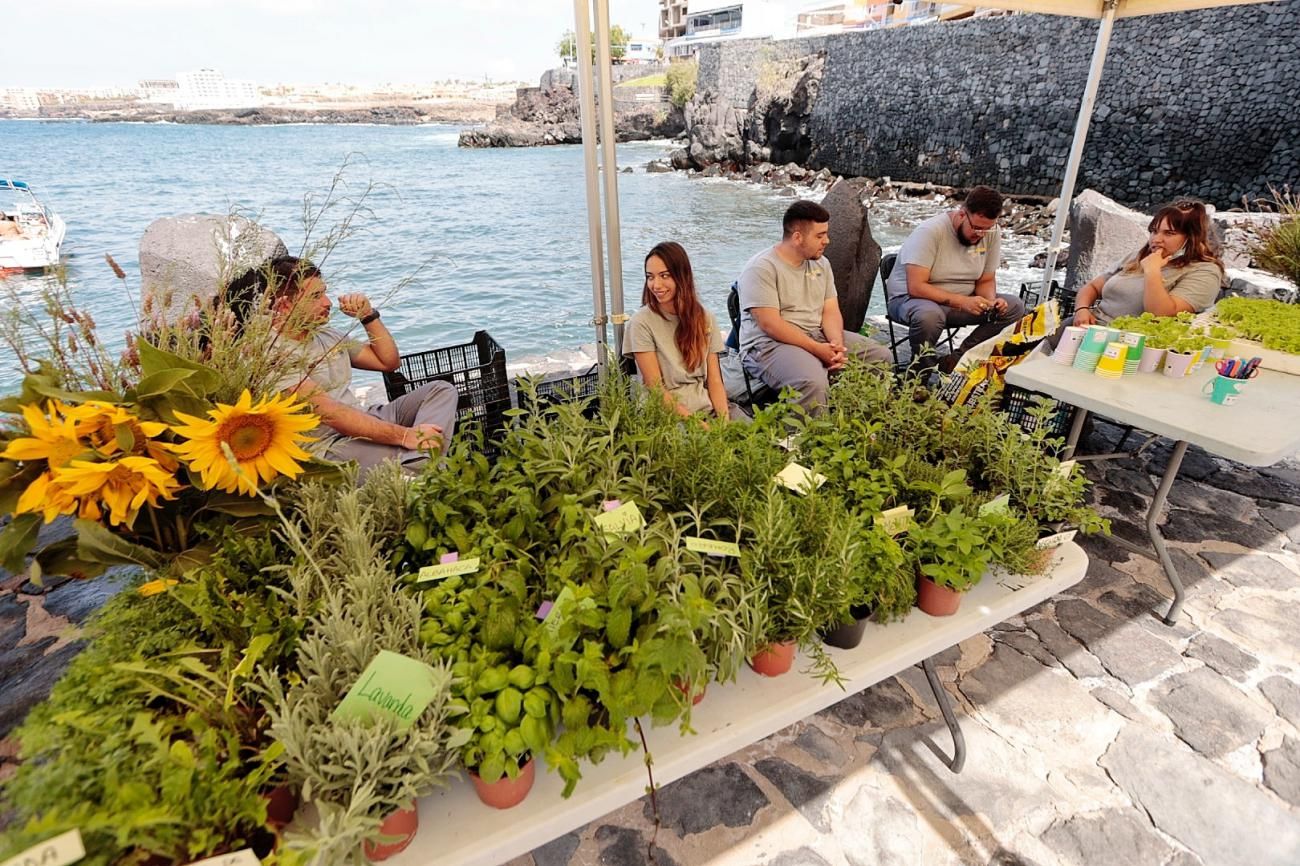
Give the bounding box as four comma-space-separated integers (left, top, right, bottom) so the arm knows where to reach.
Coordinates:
692, 1, 1298, 208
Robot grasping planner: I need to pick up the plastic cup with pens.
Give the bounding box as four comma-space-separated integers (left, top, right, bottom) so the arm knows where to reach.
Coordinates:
1204, 356, 1262, 406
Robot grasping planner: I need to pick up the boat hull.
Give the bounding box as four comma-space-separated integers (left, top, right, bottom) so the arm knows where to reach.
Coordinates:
0, 213, 65, 270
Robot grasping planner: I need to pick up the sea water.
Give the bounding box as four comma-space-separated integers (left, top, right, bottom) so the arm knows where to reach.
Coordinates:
0, 120, 1048, 394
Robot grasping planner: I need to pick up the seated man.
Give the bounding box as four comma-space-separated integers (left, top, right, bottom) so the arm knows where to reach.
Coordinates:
738, 200, 892, 412
241, 256, 457, 480
885, 185, 1025, 371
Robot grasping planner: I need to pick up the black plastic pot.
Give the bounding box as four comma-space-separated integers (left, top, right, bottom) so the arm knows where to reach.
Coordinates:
821, 604, 874, 650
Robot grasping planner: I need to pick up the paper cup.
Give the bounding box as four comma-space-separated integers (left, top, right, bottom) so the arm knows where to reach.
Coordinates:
1163, 350, 1197, 378
1203, 374, 1248, 405
1137, 345, 1166, 373
1094, 341, 1128, 379
1054, 326, 1086, 364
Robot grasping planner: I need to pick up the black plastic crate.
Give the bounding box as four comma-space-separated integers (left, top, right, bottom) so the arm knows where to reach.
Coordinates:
1000, 383, 1075, 440
515, 366, 602, 419
1019, 279, 1077, 319
383, 330, 510, 446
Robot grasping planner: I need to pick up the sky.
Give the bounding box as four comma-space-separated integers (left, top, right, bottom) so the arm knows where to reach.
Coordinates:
9, 0, 662, 89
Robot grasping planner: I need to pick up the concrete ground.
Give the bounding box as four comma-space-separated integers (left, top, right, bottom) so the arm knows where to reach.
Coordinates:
2, 421, 1298, 866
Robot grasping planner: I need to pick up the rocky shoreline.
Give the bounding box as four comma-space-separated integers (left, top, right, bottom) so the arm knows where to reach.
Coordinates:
21, 102, 500, 125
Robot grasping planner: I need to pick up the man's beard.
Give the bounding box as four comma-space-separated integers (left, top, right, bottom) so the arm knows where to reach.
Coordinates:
956, 226, 978, 247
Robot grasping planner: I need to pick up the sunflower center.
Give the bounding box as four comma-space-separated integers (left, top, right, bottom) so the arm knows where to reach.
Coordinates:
47, 438, 84, 468
219, 414, 275, 461
106, 464, 136, 485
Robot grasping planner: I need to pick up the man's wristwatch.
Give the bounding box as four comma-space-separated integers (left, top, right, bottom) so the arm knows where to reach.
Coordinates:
359, 310, 381, 326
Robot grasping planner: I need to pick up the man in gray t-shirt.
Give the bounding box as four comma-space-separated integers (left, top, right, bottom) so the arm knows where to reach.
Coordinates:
738, 200, 891, 411
884, 186, 1025, 370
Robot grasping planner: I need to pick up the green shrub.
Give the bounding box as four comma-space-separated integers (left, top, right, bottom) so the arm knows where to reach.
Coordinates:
666, 60, 697, 109
1252, 189, 1300, 288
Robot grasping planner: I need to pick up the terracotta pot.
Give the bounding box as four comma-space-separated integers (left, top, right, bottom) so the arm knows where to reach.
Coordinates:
821, 604, 874, 650
916, 575, 962, 617
469, 758, 536, 809
363, 802, 419, 861
262, 784, 299, 830
748, 641, 797, 676
674, 678, 707, 706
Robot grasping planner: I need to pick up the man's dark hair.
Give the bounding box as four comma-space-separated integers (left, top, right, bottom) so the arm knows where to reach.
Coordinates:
782, 200, 831, 238
963, 186, 1004, 220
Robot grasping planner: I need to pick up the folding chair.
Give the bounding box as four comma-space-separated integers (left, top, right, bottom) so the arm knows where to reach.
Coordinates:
725, 282, 778, 408
881, 253, 960, 369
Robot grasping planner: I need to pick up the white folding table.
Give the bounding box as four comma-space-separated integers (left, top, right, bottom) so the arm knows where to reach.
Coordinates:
1007, 354, 1300, 624
389, 543, 1088, 866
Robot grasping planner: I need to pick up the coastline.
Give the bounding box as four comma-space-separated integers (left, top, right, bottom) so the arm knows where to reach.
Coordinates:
2, 101, 502, 126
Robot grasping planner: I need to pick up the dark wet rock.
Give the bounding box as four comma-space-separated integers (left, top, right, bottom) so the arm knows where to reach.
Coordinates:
821, 177, 882, 333
645, 160, 672, 173
754, 757, 835, 832
1200, 552, 1297, 591
1185, 632, 1258, 682
1042, 810, 1175, 866
0, 594, 26, 649
1098, 486, 1147, 515
1169, 479, 1258, 521
1162, 509, 1281, 552
1262, 736, 1300, 808
1151, 667, 1271, 758
795, 724, 848, 767
593, 825, 678, 866
1027, 617, 1105, 678
530, 832, 580, 866
1054, 599, 1181, 686
820, 677, 918, 730
1101, 725, 1300, 866
769, 848, 833, 866
1259, 675, 1300, 721
41, 568, 133, 625
1145, 443, 1221, 482
1091, 686, 1143, 721
17, 573, 74, 596
646, 763, 768, 835
0, 640, 85, 737
1102, 466, 1153, 496
1204, 465, 1300, 506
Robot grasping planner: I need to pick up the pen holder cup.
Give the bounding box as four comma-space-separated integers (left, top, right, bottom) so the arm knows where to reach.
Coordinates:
1203, 374, 1249, 406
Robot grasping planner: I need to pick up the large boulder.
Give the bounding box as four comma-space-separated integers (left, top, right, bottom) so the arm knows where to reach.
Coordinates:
746, 52, 825, 167
821, 177, 881, 333
1064, 190, 1149, 290
139, 214, 286, 323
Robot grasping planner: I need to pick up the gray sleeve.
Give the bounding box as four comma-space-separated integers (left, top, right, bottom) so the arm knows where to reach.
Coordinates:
622, 310, 657, 356
820, 258, 837, 302
898, 221, 939, 269
738, 258, 779, 311
1169, 263, 1224, 312
707, 312, 724, 353
983, 230, 1001, 277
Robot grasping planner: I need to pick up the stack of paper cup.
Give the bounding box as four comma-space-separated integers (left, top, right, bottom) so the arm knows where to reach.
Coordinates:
1053, 326, 1086, 365
1094, 342, 1128, 380
1119, 332, 1145, 376
1073, 326, 1115, 373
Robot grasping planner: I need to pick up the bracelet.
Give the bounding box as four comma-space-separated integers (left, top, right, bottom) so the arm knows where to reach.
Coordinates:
359, 310, 381, 326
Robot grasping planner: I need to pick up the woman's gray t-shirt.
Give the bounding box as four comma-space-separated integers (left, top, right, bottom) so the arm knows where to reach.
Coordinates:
624, 307, 724, 414
1093, 259, 1223, 324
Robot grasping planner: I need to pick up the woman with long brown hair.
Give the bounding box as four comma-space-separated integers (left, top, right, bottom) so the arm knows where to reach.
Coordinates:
1070, 199, 1225, 328
624, 241, 736, 420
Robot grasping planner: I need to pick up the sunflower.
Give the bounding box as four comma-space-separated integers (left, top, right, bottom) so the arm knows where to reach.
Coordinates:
3, 401, 97, 523
73, 401, 178, 471
169, 391, 318, 496
50, 456, 182, 528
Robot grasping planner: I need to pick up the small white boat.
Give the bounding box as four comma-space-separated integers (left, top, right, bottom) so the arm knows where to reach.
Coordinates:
0, 179, 66, 271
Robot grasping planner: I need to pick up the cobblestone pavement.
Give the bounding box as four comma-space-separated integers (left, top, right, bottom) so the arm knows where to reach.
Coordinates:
2, 422, 1298, 865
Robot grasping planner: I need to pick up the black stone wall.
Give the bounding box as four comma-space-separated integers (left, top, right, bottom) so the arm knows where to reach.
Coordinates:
695, 1, 1299, 209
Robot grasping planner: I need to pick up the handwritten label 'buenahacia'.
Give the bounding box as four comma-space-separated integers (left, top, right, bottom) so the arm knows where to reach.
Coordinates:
683, 536, 741, 557
0, 829, 86, 866
331, 650, 439, 731
416, 557, 481, 583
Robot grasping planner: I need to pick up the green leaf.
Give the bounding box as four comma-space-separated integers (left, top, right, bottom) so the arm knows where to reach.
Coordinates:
33, 537, 108, 580
136, 340, 222, 395
0, 512, 40, 572
0, 461, 43, 514
74, 519, 166, 569
132, 368, 197, 399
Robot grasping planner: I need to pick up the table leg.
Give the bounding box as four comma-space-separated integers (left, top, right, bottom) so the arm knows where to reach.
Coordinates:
1064, 407, 1089, 460
1148, 440, 1190, 625
921, 657, 965, 774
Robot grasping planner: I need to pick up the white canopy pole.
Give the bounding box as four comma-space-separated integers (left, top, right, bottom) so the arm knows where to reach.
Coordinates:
593, 0, 627, 359
1040, 0, 1119, 294
573, 0, 610, 371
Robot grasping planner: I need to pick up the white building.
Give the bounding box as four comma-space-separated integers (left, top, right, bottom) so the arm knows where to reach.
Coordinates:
138, 79, 180, 104
623, 35, 664, 63
175, 69, 261, 110
0, 88, 40, 113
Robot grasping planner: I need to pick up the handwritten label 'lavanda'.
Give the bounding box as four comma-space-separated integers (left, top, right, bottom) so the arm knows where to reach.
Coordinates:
683, 537, 741, 557
1, 830, 85, 866
331, 650, 438, 731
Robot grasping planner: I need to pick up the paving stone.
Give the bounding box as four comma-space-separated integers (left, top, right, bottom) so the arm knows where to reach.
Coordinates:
1091, 686, 1143, 722
1262, 736, 1300, 808
1042, 809, 1175, 866
1103, 466, 1154, 496
1151, 668, 1272, 758
1259, 675, 1300, 722
17, 573, 75, 596
1054, 599, 1182, 686
1169, 478, 1259, 521
1071, 554, 1129, 594
0, 594, 26, 649
1205, 466, 1300, 506
753, 757, 835, 832
530, 832, 580, 866
0, 640, 84, 737
1101, 725, 1300, 866
1106, 517, 1151, 551
1162, 508, 1282, 552
1146, 443, 1220, 482
841, 786, 922, 866
794, 724, 848, 767
1199, 552, 1298, 591
1163, 854, 1204, 866
768, 847, 833, 866
1261, 506, 1300, 545
1099, 486, 1148, 515
40, 568, 133, 625
1171, 549, 1214, 595
1213, 598, 1300, 664
819, 677, 919, 731
1026, 617, 1105, 678
593, 825, 678, 866
992, 630, 1061, 671
1185, 632, 1258, 682
646, 763, 768, 836
1097, 582, 1173, 622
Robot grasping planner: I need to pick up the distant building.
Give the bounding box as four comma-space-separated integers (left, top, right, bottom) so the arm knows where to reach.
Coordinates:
175, 69, 260, 110
138, 79, 180, 104
659, 0, 689, 40
0, 88, 40, 113
622, 36, 663, 63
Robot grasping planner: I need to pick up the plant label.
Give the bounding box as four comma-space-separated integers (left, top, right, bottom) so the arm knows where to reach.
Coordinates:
542, 586, 575, 636
1035, 529, 1078, 550
0, 830, 85, 866
416, 557, 481, 583
684, 536, 741, 557
331, 650, 439, 731
1055, 460, 1077, 478
776, 434, 797, 452
874, 505, 914, 536
979, 494, 1011, 516
185, 850, 261, 866
594, 501, 646, 536
775, 462, 826, 494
